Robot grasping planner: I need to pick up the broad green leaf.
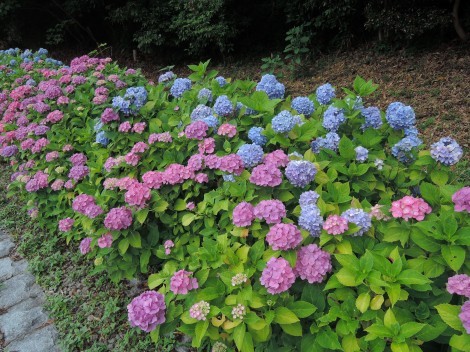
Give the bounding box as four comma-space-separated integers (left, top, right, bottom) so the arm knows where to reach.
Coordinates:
181, 213, 196, 226
192, 320, 209, 348
118, 238, 129, 255
435, 304, 465, 332
441, 245, 465, 271
287, 301, 317, 318
399, 322, 425, 338
273, 307, 299, 324
280, 322, 303, 336
449, 334, 470, 351
355, 292, 371, 313
430, 169, 448, 186
317, 328, 342, 350
396, 270, 430, 286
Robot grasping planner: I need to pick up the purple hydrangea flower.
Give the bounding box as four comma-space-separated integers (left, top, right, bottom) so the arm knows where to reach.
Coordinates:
460, 301, 470, 334
190, 104, 213, 121
298, 205, 323, 237
0, 145, 18, 157
197, 88, 213, 102
311, 132, 340, 153
299, 191, 320, 208
237, 144, 264, 168
214, 95, 234, 117
430, 137, 463, 166
285, 160, 317, 188
316, 83, 335, 104
386, 102, 416, 130
341, 208, 372, 236
294, 244, 332, 283
127, 291, 166, 332
260, 257, 296, 294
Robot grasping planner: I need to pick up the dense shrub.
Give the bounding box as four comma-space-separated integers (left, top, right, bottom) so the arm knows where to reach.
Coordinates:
1, 48, 469, 352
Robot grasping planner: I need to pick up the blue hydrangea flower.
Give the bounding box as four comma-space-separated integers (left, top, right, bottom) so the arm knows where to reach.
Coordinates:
256, 74, 285, 99
285, 160, 317, 188
237, 144, 264, 168
246, 107, 258, 115
214, 95, 234, 117
292, 115, 304, 126
25, 79, 36, 86
215, 76, 227, 87
430, 137, 463, 166
202, 115, 220, 128
360, 107, 382, 130
272, 110, 296, 134
96, 131, 109, 146
9, 60, 17, 66
170, 78, 192, 98
158, 71, 176, 84
248, 127, 267, 146
291, 97, 314, 116
190, 104, 213, 121
404, 127, 419, 137
223, 174, 236, 182
355, 146, 369, 163
299, 191, 320, 208
94, 121, 104, 132
323, 106, 345, 132
316, 83, 335, 105
298, 205, 323, 237
311, 132, 340, 153
386, 102, 416, 130
235, 102, 244, 115
124, 86, 147, 111
341, 208, 371, 236
391, 136, 422, 163
21, 49, 32, 59
112, 96, 131, 115
374, 159, 384, 170
37, 48, 48, 56
197, 88, 213, 102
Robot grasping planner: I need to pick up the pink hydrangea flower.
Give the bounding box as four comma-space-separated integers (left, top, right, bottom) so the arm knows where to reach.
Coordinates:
164, 164, 191, 185
51, 179, 65, 191
46, 110, 63, 124
127, 291, 166, 332
459, 301, 470, 334
447, 274, 470, 298
101, 108, 120, 123
452, 187, 470, 213
117, 177, 139, 191
142, 171, 165, 189
323, 215, 348, 235
63, 144, 73, 152
103, 178, 119, 190
218, 154, 244, 175
119, 121, 132, 132
70, 153, 87, 166
58, 218, 74, 232
45, 151, 59, 162
254, 200, 286, 224
170, 270, 198, 294
68, 165, 89, 181
190, 301, 210, 321
79, 237, 92, 254
185, 121, 208, 140
125, 152, 140, 166
148, 132, 172, 144
294, 244, 332, 284
133, 122, 147, 134
98, 233, 113, 248
390, 196, 432, 221
370, 204, 391, 220
263, 150, 289, 168
125, 183, 151, 208
186, 202, 195, 210
233, 202, 255, 227
104, 207, 133, 230
164, 240, 174, 255
249, 164, 282, 187
194, 173, 208, 183
260, 257, 296, 294
217, 123, 237, 138
187, 154, 204, 172
64, 180, 75, 190
131, 142, 148, 154
198, 138, 215, 154
25, 171, 49, 192
266, 223, 302, 250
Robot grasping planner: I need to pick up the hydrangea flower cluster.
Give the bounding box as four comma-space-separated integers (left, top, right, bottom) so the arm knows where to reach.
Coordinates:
185, 121, 208, 140
430, 137, 463, 165
170, 270, 198, 294
197, 88, 212, 102
294, 244, 332, 283
390, 196, 432, 221
104, 207, 133, 230
256, 74, 285, 99
127, 291, 166, 332
316, 83, 335, 104
460, 301, 470, 334
72, 194, 103, 218
231, 273, 248, 286
217, 123, 237, 138
237, 143, 264, 168
322, 106, 345, 132
253, 200, 286, 224
266, 223, 302, 250
79, 237, 92, 254
272, 110, 296, 134
386, 102, 416, 130
248, 127, 267, 146
291, 97, 314, 116
263, 150, 289, 168
446, 274, 470, 298
232, 202, 255, 227
299, 191, 320, 208
231, 304, 246, 319
190, 104, 213, 121
452, 187, 470, 213
360, 107, 382, 130
170, 78, 192, 98
298, 205, 323, 237
355, 146, 368, 162
311, 132, 340, 153
190, 301, 210, 321
323, 215, 348, 235
260, 257, 296, 294
285, 160, 317, 188
164, 240, 174, 255
215, 76, 227, 87
58, 217, 74, 232
341, 208, 372, 236
98, 233, 113, 248
124, 182, 151, 208
249, 163, 282, 187
391, 136, 422, 163
158, 71, 176, 83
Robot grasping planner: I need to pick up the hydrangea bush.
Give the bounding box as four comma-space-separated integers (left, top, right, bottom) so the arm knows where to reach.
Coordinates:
1, 48, 469, 351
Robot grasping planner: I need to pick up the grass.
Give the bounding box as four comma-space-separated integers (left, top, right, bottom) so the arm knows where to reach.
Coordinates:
0, 162, 182, 351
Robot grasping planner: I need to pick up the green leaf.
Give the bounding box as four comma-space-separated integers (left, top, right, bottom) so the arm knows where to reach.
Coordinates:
154, 199, 169, 212
390, 342, 409, 352
148, 273, 165, 289
356, 292, 371, 313
174, 199, 187, 211
449, 334, 470, 351
118, 238, 129, 255
181, 213, 196, 226
441, 245, 465, 271
339, 137, 356, 160
287, 301, 317, 318
135, 208, 149, 224
233, 324, 246, 351
140, 249, 151, 273
273, 307, 299, 324
420, 182, 440, 206
430, 169, 448, 186
317, 328, 342, 350
365, 324, 393, 338
336, 268, 362, 286
192, 320, 209, 347
241, 332, 254, 352
399, 322, 425, 338
280, 322, 303, 336
128, 232, 142, 248
396, 270, 430, 286
435, 304, 465, 332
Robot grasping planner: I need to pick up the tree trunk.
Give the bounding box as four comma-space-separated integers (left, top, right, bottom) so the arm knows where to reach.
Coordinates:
452, 0, 468, 41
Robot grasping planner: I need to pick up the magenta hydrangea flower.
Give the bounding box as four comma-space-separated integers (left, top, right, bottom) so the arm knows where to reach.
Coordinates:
323, 215, 348, 235
198, 138, 215, 154
459, 301, 470, 334
254, 200, 286, 224
70, 153, 87, 166
45, 151, 59, 162
51, 179, 65, 191
233, 202, 255, 227
124, 182, 151, 208
127, 291, 166, 332
260, 257, 296, 294
390, 196, 432, 221
266, 223, 302, 251
46, 110, 63, 124
58, 218, 74, 232
68, 165, 89, 181
133, 122, 146, 134
187, 154, 204, 172
79, 237, 92, 254
294, 244, 332, 284
119, 121, 132, 132
170, 270, 199, 294
452, 187, 470, 213
263, 150, 289, 168
217, 154, 244, 175
190, 301, 210, 321
447, 274, 470, 298
25, 171, 49, 192
185, 121, 208, 140
100, 108, 119, 123
104, 207, 133, 230
249, 164, 282, 187
72, 194, 103, 218
131, 142, 148, 154
98, 233, 113, 248
142, 171, 165, 189
217, 123, 237, 138
125, 152, 140, 166
164, 240, 174, 255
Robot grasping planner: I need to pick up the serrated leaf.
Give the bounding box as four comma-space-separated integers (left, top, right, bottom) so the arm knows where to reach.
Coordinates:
435, 304, 465, 332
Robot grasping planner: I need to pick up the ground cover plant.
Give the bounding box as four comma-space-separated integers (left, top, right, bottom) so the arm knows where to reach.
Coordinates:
0, 48, 469, 352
